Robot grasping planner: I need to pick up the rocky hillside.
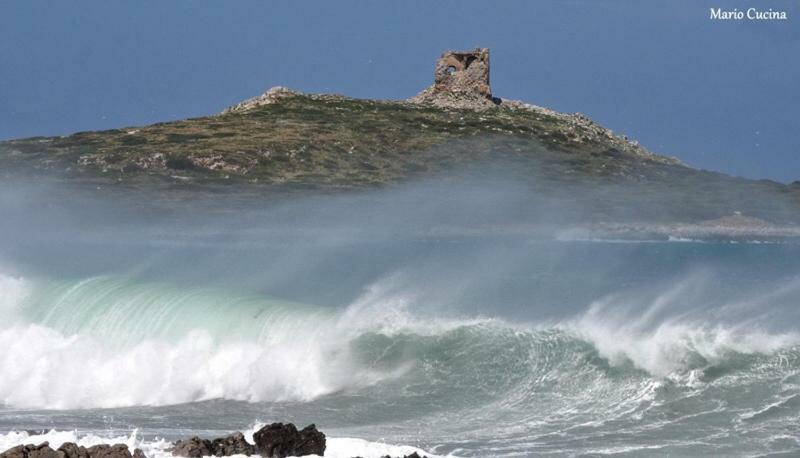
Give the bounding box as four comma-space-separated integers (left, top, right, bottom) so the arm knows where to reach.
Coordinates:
1, 87, 798, 223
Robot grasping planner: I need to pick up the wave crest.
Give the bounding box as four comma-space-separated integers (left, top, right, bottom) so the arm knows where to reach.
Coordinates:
0, 273, 798, 411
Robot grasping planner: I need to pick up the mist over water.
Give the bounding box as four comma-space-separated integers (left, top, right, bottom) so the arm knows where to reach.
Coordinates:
1, 175, 800, 456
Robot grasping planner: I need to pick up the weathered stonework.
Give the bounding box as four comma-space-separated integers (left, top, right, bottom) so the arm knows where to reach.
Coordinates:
410, 48, 499, 109
433, 48, 491, 99
222, 87, 298, 114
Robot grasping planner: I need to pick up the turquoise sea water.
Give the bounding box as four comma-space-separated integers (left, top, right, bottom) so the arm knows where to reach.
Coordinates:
1, 237, 800, 457
1, 181, 799, 456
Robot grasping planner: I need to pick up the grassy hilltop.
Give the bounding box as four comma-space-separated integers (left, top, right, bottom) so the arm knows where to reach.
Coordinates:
1, 89, 798, 223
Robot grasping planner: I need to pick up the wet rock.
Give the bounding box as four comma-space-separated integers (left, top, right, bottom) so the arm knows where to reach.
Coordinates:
0, 444, 26, 458
56, 443, 89, 458
1, 442, 143, 458
85, 444, 133, 458
0, 443, 61, 458
171, 437, 212, 458
209, 433, 255, 456
252, 423, 325, 458
131, 450, 146, 458
172, 433, 256, 457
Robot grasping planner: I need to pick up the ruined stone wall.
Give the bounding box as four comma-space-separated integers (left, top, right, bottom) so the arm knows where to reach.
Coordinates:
410, 48, 497, 109
434, 48, 491, 98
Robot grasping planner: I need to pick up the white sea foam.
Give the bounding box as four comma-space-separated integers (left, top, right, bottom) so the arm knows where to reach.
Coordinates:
0, 273, 477, 410
567, 278, 800, 377
0, 321, 405, 409
1, 271, 798, 412
0, 273, 27, 318
337, 275, 498, 337
0, 274, 397, 409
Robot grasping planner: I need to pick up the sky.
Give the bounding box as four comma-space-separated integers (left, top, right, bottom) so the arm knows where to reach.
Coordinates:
1, 0, 798, 182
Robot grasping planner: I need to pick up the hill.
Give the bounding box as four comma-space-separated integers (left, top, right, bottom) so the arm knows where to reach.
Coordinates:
1, 49, 798, 224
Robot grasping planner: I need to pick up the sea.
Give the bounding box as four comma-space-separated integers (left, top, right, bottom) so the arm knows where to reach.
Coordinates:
1, 179, 799, 457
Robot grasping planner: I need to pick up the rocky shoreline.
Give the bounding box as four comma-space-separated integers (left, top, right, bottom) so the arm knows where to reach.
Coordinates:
562, 214, 800, 243
0, 442, 147, 458
0, 424, 426, 458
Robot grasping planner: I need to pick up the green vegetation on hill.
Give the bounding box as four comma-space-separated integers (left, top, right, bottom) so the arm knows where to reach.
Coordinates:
1, 92, 798, 223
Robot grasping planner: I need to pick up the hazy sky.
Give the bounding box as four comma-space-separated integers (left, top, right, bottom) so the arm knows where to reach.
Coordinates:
1, 1, 798, 181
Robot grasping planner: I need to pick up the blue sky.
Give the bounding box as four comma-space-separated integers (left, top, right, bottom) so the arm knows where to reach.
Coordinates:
1, 1, 798, 181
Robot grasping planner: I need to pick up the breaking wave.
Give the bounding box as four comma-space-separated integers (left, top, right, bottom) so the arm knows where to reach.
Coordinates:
1, 272, 798, 414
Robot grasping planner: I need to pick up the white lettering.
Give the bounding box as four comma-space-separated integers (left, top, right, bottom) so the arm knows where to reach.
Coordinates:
710, 6, 787, 20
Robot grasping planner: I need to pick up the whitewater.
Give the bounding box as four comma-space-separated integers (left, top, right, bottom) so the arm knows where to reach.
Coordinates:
3, 260, 800, 456
1, 180, 800, 456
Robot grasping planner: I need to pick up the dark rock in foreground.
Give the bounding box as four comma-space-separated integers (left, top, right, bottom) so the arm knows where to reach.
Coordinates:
85, 445, 138, 458
0, 443, 144, 458
57, 443, 89, 458
0, 443, 60, 458
209, 433, 256, 457
0, 424, 428, 458
171, 438, 212, 458
170, 423, 323, 458
252, 423, 325, 458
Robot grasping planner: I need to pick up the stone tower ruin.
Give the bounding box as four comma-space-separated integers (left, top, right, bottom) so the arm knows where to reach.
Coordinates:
410, 48, 497, 109
434, 48, 491, 98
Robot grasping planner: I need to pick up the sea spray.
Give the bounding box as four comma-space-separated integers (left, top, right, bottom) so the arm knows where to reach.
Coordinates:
567, 277, 800, 377
1, 270, 799, 413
